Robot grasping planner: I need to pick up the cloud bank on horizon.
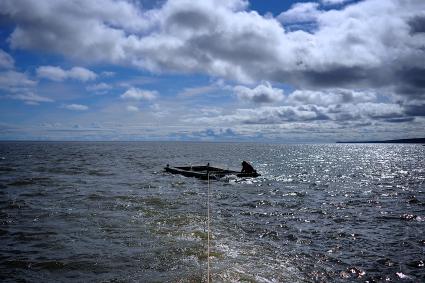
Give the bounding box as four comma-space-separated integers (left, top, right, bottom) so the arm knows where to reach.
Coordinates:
0, 0, 424, 142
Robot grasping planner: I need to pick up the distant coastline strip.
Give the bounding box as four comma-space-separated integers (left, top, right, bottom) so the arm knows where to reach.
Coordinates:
336, 138, 425, 144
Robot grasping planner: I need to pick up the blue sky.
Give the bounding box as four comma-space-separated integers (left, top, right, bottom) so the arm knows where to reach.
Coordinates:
0, 0, 424, 142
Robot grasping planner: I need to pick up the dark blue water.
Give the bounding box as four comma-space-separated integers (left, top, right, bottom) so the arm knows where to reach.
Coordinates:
0, 142, 424, 282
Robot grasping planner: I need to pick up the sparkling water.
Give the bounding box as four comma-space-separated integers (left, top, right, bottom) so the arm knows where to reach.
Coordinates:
0, 142, 424, 282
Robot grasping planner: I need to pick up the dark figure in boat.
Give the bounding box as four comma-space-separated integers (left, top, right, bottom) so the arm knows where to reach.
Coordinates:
241, 161, 256, 174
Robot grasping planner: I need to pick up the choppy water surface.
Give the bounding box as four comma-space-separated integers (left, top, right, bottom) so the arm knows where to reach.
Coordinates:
0, 142, 424, 282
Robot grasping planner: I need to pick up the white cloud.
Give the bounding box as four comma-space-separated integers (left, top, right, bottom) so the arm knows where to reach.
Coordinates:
0, 49, 14, 69
234, 82, 284, 103
278, 2, 321, 24
1, 0, 424, 107
36, 66, 97, 81
0, 70, 55, 105
287, 89, 377, 106
126, 105, 139, 112
1, 0, 155, 63
9, 91, 53, 105
321, 0, 352, 6
188, 101, 407, 126
86, 82, 112, 91
67, 67, 97, 81
187, 105, 328, 125
0, 71, 37, 90
36, 66, 67, 81
340, 102, 404, 119
63, 104, 89, 111
120, 87, 157, 100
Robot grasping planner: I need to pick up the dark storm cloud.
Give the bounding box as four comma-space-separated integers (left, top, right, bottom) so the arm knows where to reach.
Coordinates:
403, 103, 425, 117
409, 15, 425, 34
396, 67, 425, 96
384, 117, 415, 123
295, 67, 374, 89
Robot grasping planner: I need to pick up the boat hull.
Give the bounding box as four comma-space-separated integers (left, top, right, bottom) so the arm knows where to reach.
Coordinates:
164, 165, 260, 180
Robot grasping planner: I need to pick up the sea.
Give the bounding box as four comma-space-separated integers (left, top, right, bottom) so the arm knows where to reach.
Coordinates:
0, 141, 424, 282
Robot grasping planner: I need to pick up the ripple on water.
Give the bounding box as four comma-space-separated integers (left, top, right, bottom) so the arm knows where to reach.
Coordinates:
1, 142, 424, 282
0, 166, 16, 172
7, 177, 53, 187
87, 170, 114, 176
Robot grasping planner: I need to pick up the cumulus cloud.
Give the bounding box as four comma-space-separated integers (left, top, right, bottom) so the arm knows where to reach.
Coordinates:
0, 49, 14, 69
67, 67, 97, 81
328, 102, 405, 121
126, 105, 139, 112
86, 82, 112, 94
1, 0, 425, 119
185, 105, 327, 125
120, 87, 157, 100
36, 66, 97, 82
244, 105, 330, 124
0, 69, 54, 105
36, 66, 67, 81
189, 101, 410, 126
278, 2, 321, 24
0, 0, 155, 63
1, 0, 424, 97
63, 104, 89, 111
0, 70, 37, 91
287, 89, 377, 106
234, 82, 284, 103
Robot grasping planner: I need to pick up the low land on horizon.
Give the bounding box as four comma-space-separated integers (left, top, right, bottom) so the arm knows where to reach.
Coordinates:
337, 138, 425, 144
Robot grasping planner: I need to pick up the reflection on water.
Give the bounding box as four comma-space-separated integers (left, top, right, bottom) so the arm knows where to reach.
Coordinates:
0, 142, 424, 282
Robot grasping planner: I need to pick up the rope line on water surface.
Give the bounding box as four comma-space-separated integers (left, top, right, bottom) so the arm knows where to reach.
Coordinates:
207, 172, 211, 283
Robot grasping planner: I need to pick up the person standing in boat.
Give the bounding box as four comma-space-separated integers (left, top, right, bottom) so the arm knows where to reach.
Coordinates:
241, 161, 256, 174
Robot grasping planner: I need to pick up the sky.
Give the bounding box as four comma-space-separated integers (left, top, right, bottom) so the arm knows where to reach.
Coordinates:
0, 0, 424, 142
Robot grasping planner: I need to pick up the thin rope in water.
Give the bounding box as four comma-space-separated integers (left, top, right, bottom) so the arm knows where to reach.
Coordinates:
207, 172, 211, 283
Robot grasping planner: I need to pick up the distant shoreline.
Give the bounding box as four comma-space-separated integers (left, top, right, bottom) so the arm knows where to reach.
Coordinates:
337, 138, 425, 144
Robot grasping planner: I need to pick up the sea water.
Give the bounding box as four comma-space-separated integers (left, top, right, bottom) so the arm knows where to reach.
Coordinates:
0, 142, 424, 282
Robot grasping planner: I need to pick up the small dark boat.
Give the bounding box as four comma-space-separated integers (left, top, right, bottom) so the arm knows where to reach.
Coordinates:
164, 164, 260, 180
